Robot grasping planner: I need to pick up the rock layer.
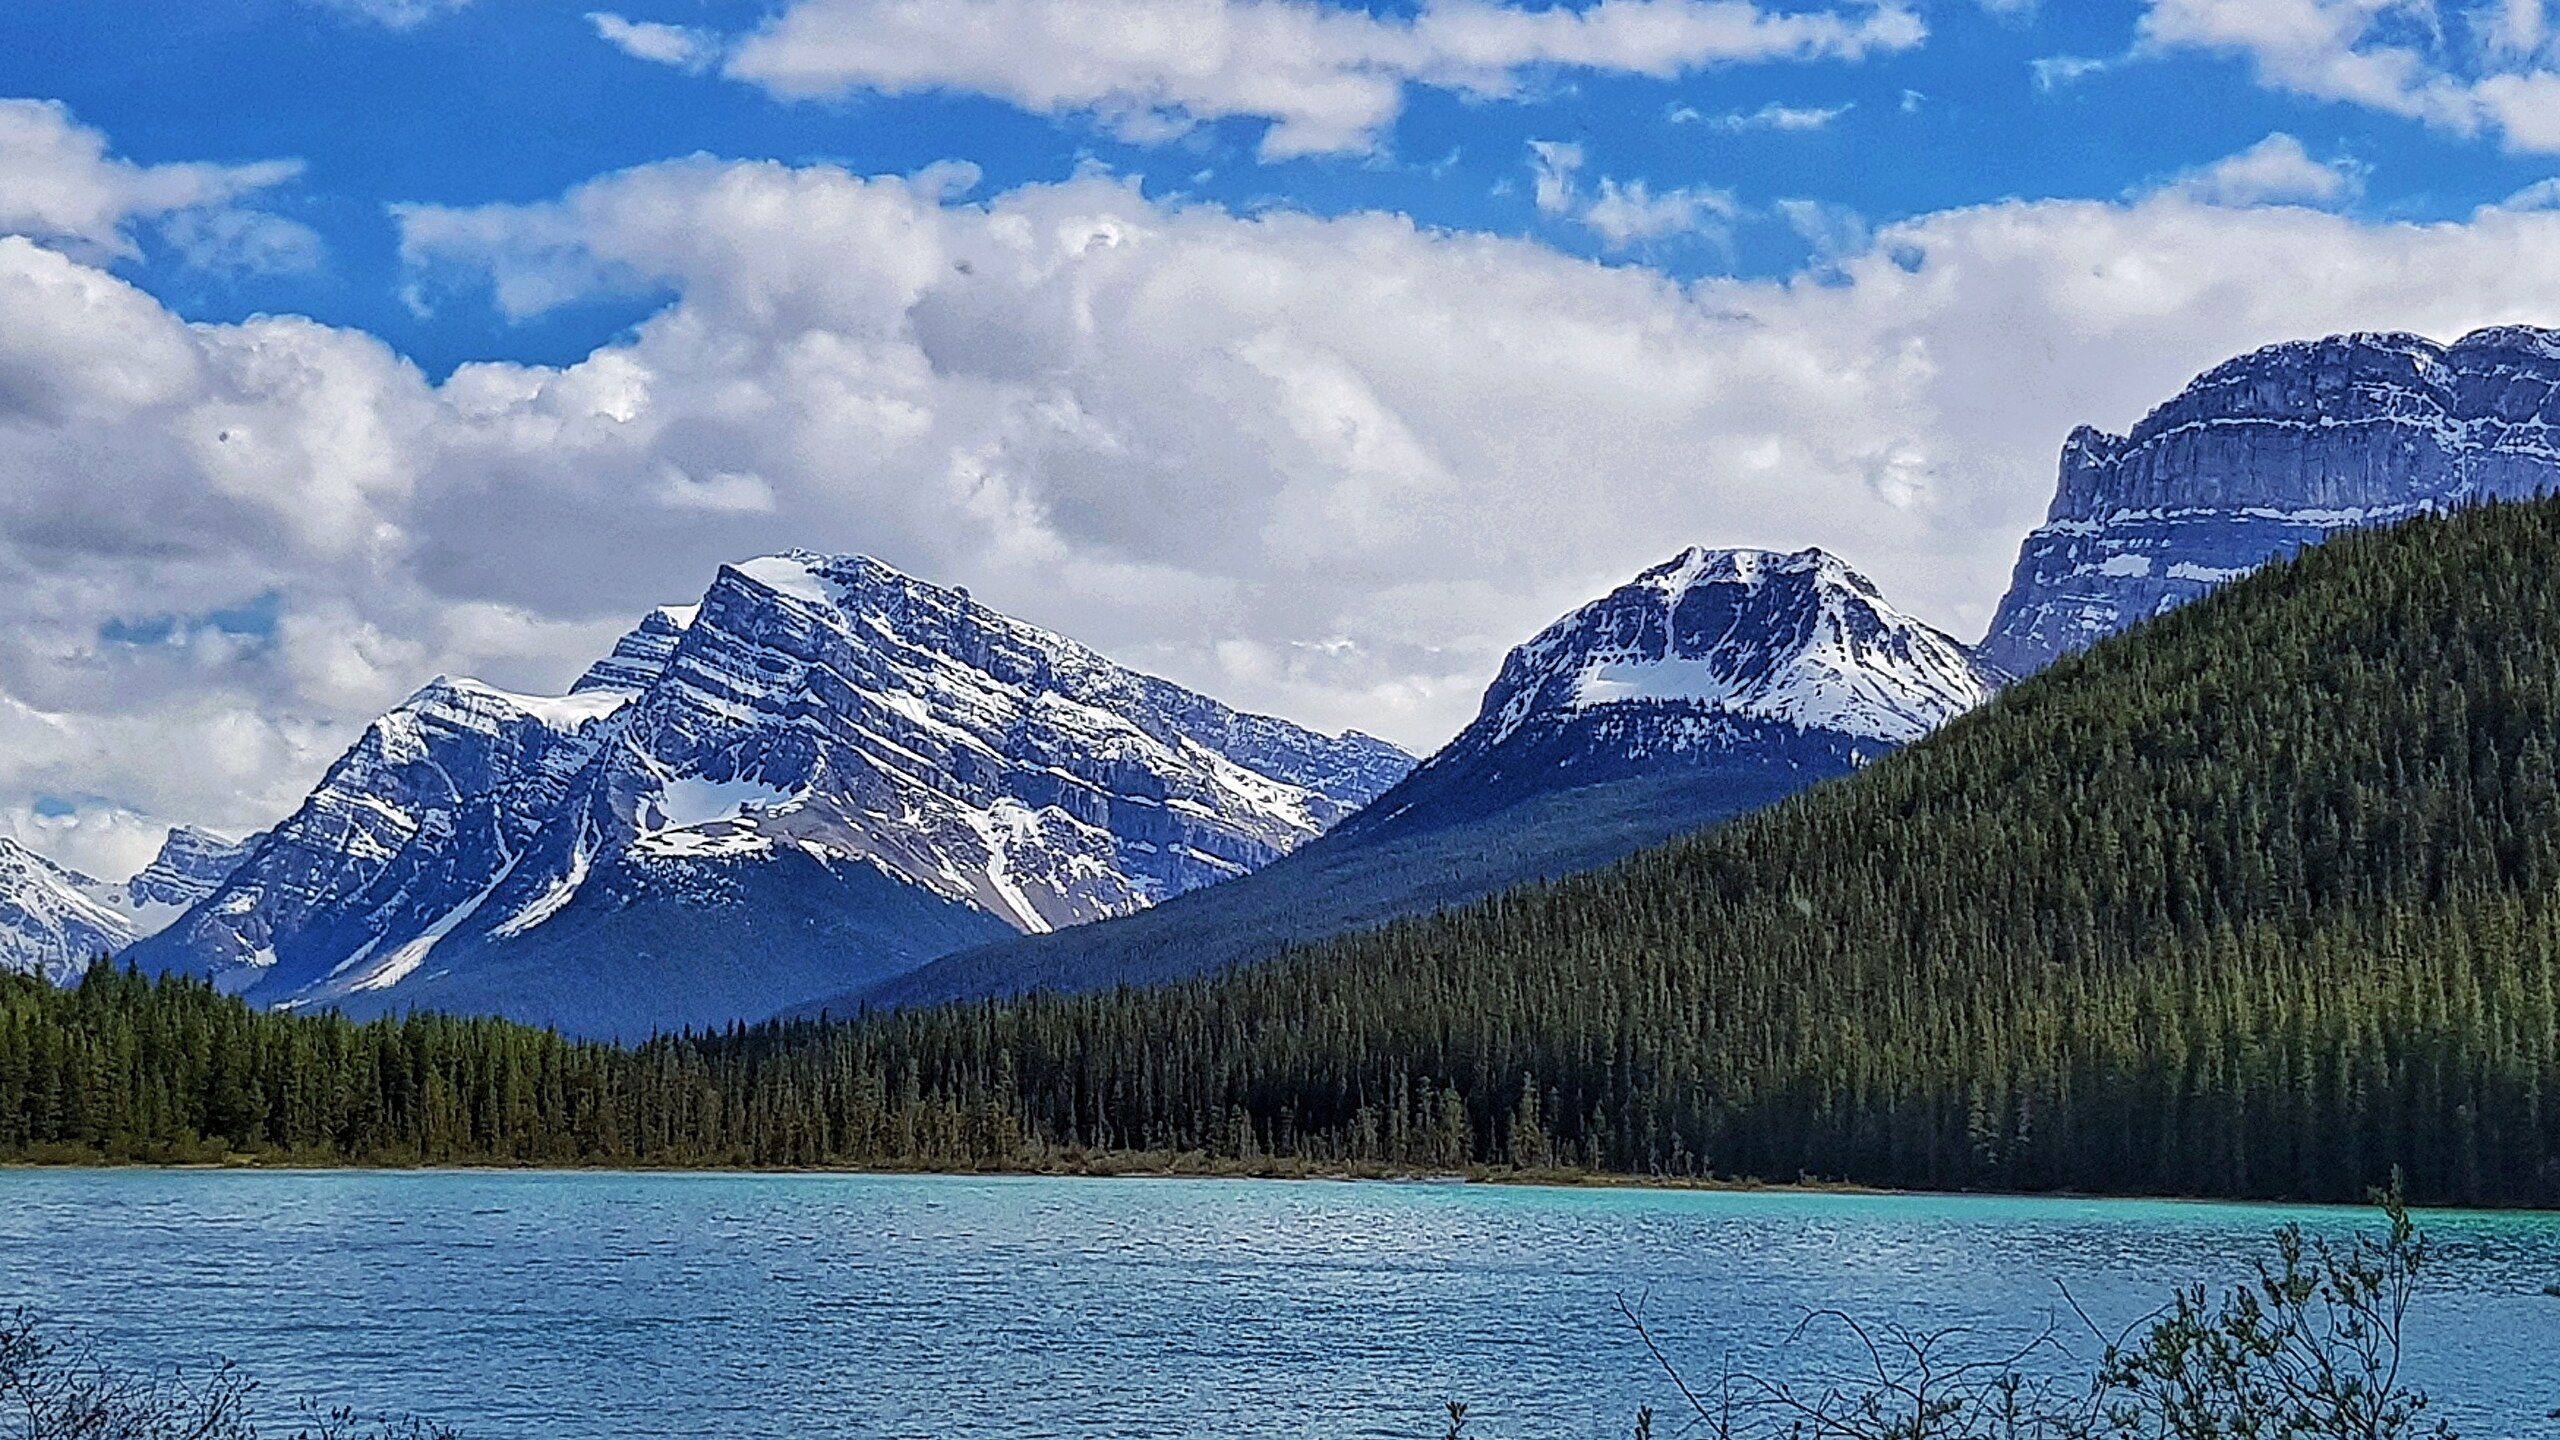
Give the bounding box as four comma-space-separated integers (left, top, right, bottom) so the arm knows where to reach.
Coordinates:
1980, 326, 2560, 677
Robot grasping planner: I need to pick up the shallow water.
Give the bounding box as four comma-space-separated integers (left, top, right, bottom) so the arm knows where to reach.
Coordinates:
4, 1170, 2557, 1438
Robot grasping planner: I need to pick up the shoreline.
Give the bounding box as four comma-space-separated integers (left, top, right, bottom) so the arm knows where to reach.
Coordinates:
0, 1152, 2504, 1216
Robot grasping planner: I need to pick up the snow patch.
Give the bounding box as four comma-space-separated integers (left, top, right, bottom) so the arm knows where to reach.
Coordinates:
653, 775, 801, 830
348, 876, 504, 993
733, 555, 836, 608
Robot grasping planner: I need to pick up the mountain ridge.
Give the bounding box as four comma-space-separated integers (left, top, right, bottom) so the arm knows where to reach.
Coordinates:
1979, 323, 2560, 676
124, 550, 1408, 1036
0, 826, 254, 986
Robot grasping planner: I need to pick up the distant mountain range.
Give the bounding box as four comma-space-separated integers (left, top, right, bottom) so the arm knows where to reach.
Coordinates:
842, 545, 1994, 1011
0, 827, 251, 985
115, 552, 1409, 1036
15, 322, 2560, 1030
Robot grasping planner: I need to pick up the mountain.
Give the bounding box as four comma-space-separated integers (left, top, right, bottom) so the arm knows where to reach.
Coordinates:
1979, 324, 2560, 677
767, 497, 2560, 1205
117, 826, 258, 920
0, 840, 137, 986
834, 546, 1994, 1011
1335, 546, 1991, 843
45, 498, 2560, 1207
0, 826, 253, 985
129, 552, 1410, 1037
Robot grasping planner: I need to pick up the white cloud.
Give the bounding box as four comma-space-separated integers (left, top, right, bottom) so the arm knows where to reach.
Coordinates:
1525, 140, 1734, 246
2506, 175, 2560, 208
2162, 132, 2366, 207
1775, 196, 1869, 260
1526, 139, 1585, 214
2140, 0, 2560, 153
679, 0, 1927, 157
0, 802, 184, 884
0, 100, 316, 270
1581, 177, 1740, 246
1682, 99, 1854, 130
19, 120, 2560, 870
589, 12, 720, 72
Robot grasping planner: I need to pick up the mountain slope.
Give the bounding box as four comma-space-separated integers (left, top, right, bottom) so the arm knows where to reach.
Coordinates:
836, 546, 1992, 1011
1980, 324, 2560, 676
764, 497, 2560, 1205
132, 552, 1407, 1036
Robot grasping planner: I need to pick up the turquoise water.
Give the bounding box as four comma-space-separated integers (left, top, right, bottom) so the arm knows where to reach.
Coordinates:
3, 1172, 2557, 1438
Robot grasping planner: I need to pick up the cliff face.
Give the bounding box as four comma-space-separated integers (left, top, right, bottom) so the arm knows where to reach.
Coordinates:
1980, 326, 2560, 678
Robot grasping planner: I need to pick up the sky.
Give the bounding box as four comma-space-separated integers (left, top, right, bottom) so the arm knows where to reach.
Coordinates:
6, 0, 2560, 878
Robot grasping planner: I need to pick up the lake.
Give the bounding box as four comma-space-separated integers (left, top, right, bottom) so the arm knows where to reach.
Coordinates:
3, 1171, 2557, 1438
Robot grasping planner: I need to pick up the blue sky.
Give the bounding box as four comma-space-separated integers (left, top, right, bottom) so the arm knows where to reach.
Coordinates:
14, 0, 2560, 377
7, 0, 2560, 874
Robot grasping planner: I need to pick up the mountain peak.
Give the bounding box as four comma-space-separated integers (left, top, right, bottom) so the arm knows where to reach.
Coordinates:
1476, 545, 1989, 751
1317, 543, 1990, 863
1638, 544, 1865, 593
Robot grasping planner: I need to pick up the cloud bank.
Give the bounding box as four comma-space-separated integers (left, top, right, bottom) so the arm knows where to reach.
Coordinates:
15, 107, 2560, 874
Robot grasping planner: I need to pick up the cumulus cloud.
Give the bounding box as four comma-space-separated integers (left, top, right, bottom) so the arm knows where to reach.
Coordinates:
646, 0, 1930, 157
20, 118, 2560, 870
2140, 0, 2560, 153
2161, 132, 2366, 207
0, 99, 316, 270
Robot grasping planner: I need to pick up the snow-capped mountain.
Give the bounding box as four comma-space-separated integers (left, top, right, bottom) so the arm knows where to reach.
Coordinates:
852, 546, 1996, 1013
1980, 325, 2560, 677
1473, 546, 1989, 750
0, 839, 138, 985
110, 825, 258, 931
1340, 545, 1994, 842
0, 826, 253, 985
131, 551, 1411, 1036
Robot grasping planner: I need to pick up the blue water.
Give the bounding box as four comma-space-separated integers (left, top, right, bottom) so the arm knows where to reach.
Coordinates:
3, 1172, 2557, 1439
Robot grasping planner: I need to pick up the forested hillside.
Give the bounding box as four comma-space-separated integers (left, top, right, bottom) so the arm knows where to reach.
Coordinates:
13, 500, 2560, 1205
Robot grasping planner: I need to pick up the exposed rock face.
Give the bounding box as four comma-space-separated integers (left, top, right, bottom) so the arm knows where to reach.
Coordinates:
1980, 326, 2560, 678
120, 826, 257, 914
128, 551, 1410, 1034
139, 677, 637, 1003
